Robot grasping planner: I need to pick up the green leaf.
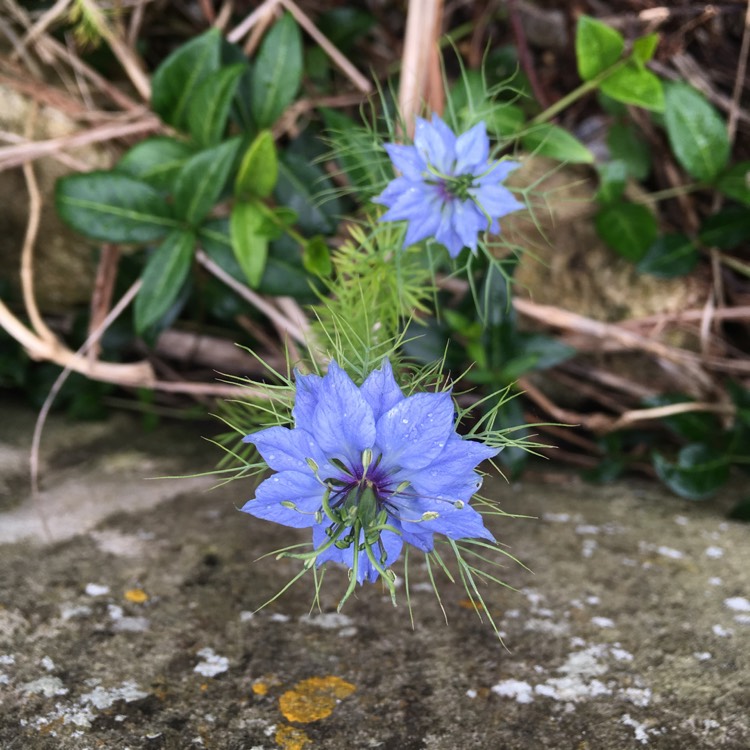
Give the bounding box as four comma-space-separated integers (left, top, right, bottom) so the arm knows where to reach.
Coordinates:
699, 206, 750, 249
716, 162, 750, 205
116, 137, 195, 191
594, 202, 658, 261
56, 171, 177, 243
652, 444, 730, 501
151, 28, 221, 131
484, 103, 526, 138
636, 233, 699, 277
302, 235, 332, 276
173, 138, 241, 224
600, 62, 664, 111
230, 200, 270, 288
275, 152, 339, 234
187, 63, 246, 148
607, 122, 651, 180
576, 16, 624, 81
644, 394, 720, 442
632, 33, 659, 64
251, 12, 303, 128
664, 82, 730, 181
134, 229, 195, 333
235, 130, 278, 199
596, 160, 628, 203
521, 123, 594, 164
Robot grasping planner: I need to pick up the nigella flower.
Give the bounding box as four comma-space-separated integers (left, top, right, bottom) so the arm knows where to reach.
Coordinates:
373, 114, 524, 258
241, 359, 498, 586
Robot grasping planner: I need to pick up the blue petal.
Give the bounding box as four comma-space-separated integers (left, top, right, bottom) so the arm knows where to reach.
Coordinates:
410, 502, 494, 542
401, 188, 444, 248
384, 143, 426, 180
360, 359, 404, 421
312, 524, 403, 583
454, 121, 489, 173
311, 361, 376, 469
401, 436, 499, 503
376, 390, 455, 471
246, 425, 338, 479
414, 116, 454, 174
373, 176, 415, 210
378, 181, 433, 222
471, 183, 525, 219
478, 160, 521, 184
433, 203, 467, 257
451, 200, 487, 252
292, 369, 323, 428
242, 471, 323, 528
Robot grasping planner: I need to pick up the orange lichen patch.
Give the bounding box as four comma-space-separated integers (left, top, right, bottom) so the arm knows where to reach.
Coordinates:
458, 598, 478, 610
124, 588, 149, 603
252, 681, 269, 696
275, 724, 310, 750
278, 676, 356, 723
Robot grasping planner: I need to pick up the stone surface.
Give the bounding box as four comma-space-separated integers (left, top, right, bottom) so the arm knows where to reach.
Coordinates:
0, 399, 748, 749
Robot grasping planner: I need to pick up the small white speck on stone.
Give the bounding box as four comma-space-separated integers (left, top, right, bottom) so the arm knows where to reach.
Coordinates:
735, 614, 750, 625
85, 583, 110, 597
504, 608, 520, 618
40, 656, 55, 672
269, 613, 290, 623
575, 524, 599, 535
300, 612, 354, 629
610, 647, 633, 662
536, 607, 554, 618
708, 577, 723, 586
703, 719, 720, 730
705, 547, 724, 559
621, 687, 651, 707
60, 604, 92, 621
586, 595, 600, 606
22, 677, 68, 697
712, 624, 733, 637
724, 596, 750, 612
338, 626, 358, 638
239, 611, 255, 622
466, 689, 477, 699
693, 651, 712, 661
81, 681, 149, 709
112, 616, 150, 633
543, 513, 570, 523
194, 648, 229, 677
591, 616, 615, 628
656, 546, 684, 559
674, 515, 688, 526
621, 713, 650, 745
108, 604, 124, 620
582, 539, 598, 558
0, 654, 15, 666
491, 679, 535, 703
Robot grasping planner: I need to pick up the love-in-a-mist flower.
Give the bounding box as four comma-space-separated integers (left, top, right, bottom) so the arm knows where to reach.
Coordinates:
374, 114, 524, 258
241, 360, 498, 587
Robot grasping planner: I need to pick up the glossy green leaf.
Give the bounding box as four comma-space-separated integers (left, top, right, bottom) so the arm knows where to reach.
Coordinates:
235, 130, 278, 199
173, 138, 241, 224
275, 152, 339, 234
664, 83, 730, 181
644, 394, 720, 442
636, 233, 699, 277
485, 103, 526, 138
521, 123, 594, 164
632, 33, 659, 64
576, 16, 624, 81
230, 200, 270, 288
187, 63, 246, 147
596, 160, 628, 203
116, 137, 195, 191
653, 444, 730, 501
699, 206, 750, 249
594, 202, 658, 260
251, 12, 303, 128
302, 235, 332, 276
134, 229, 195, 333
151, 28, 221, 130
607, 122, 651, 180
716, 162, 750, 205
600, 62, 664, 111
56, 172, 177, 243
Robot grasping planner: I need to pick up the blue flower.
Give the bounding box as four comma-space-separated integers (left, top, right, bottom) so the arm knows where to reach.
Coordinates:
242, 360, 498, 584
373, 114, 524, 258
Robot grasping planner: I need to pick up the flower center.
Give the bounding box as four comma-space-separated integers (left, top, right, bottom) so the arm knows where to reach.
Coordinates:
431, 172, 475, 202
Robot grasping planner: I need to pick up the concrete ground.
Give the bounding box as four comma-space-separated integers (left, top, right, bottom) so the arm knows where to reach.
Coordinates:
0, 397, 748, 749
